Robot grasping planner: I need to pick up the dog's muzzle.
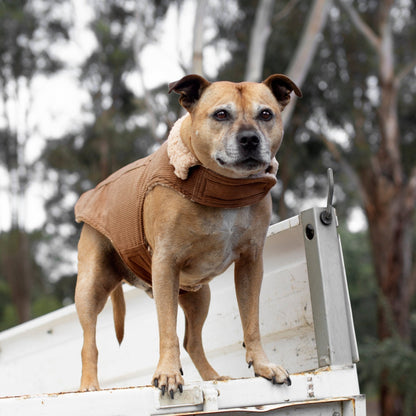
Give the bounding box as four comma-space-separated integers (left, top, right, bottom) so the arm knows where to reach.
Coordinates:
215, 128, 272, 173
235, 130, 265, 169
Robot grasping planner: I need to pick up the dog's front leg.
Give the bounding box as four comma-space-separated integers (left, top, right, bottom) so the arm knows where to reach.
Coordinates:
235, 251, 291, 386
151, 254, 184, 398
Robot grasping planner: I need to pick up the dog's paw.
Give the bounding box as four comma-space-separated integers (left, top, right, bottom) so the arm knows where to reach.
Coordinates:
249, 361, 291, 386
79, 380, 100, 392
152, 367, 185, 399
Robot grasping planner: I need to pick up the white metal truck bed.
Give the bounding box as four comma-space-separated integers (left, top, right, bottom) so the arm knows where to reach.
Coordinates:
0, 207, 365, 415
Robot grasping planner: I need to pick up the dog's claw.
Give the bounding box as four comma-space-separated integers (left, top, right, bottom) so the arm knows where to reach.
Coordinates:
180, 368, 184, 376
152, 367, 184, 399
271, 374, 291, 386
249, 360, 291, 387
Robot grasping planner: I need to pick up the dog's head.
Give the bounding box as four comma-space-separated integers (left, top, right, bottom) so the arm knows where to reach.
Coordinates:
168, 74, 301, 179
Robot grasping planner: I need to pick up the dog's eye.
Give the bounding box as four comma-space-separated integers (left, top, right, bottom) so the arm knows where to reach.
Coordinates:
213, 110, 230, 121
258, 109, 273, 121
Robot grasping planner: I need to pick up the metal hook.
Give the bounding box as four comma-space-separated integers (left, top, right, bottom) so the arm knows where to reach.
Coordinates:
320, 168, 334, 225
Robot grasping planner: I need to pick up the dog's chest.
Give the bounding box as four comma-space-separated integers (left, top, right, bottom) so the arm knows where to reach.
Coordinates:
178, 208, 255, 286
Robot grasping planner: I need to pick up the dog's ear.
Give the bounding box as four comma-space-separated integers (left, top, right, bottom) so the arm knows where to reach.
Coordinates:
263, 74, 302, 110
168, 74, 211, 111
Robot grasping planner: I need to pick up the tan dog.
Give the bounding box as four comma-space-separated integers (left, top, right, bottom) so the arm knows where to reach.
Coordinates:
74, 74, 301, 398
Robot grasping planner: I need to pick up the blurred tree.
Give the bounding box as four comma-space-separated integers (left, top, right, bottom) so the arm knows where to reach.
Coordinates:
324, 2, 416, 414
245, 0, 276, 82
0, 228, 62, 329
218, 1, 416, 413
191, 0, 207, 75
0, 0, 70, 322
282, 0, 332, 127
41, 0, 177, 284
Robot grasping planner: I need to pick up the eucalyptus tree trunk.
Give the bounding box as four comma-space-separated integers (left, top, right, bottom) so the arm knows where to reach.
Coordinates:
245, 0, 275, 82
282, 0, 333, 128
337, 1, 416, 414
133, 1, 159, 142
192, 0, 207, 75
0, 76, 34, 323
1, 229, 33, 323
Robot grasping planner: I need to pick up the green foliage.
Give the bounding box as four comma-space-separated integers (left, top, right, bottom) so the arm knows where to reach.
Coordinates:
0, 228, 66, 328
0, 280, 18, 330
32, 294, 62, 318
360, 337, 416, 415
0, 305, 19, 332
339, 225, 378, 341
0, 226, 76, 329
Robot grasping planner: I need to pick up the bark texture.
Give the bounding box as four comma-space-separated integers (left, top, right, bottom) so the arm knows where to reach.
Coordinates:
337, 1, 416, 414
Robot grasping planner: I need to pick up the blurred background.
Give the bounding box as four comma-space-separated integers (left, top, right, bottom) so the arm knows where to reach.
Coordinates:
0, 0, 415, 414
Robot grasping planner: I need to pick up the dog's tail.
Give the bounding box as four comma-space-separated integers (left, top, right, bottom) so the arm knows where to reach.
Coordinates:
111, 284, 126, 345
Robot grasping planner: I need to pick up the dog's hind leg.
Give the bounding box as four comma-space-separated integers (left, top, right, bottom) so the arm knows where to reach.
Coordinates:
179, 284, 227, 381
75, 225, 122, 391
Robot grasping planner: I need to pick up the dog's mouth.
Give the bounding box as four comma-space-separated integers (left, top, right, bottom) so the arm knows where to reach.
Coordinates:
216, 157, 268, 172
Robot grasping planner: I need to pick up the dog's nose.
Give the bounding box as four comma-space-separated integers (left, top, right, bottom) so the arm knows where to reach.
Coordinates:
237, 131, 260, 151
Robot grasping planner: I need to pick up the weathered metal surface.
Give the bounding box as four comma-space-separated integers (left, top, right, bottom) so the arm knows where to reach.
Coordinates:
0, 367, 363, 415
300, 207, 359, 368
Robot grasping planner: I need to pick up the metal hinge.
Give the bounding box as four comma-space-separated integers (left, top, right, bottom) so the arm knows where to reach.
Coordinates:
153, 384, 219, 414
